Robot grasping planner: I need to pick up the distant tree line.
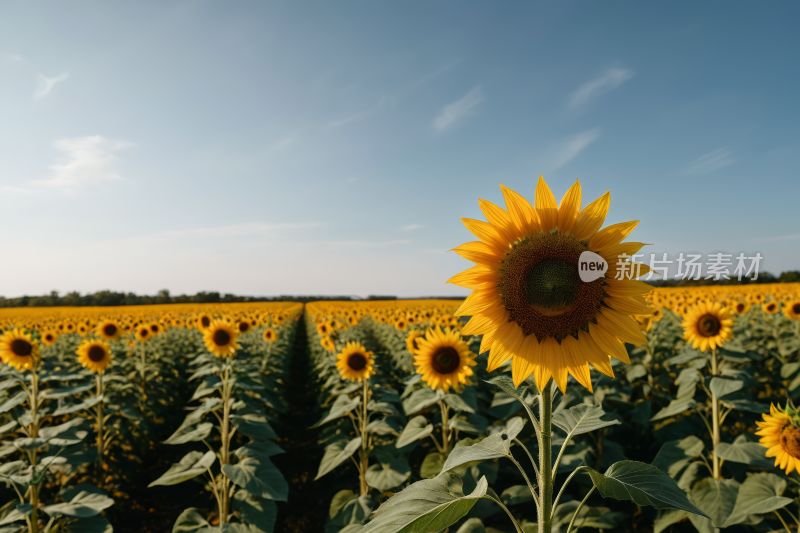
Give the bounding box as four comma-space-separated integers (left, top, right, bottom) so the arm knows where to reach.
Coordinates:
645, 270, 800, 288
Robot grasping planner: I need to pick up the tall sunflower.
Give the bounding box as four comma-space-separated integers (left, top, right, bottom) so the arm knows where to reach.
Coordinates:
336, 341, 375, 382
449, 176, 651, 391
135, 325, 152, 343
77, 339, 113, 373
263, 328, 277, 342
682, 302, 734, 352
203, 320, 239, 358
97, 320, 121, 341
756, 402, 800, 475
0, 329, 40, 371
414, 327, 477, 392
784, 301, 800, 321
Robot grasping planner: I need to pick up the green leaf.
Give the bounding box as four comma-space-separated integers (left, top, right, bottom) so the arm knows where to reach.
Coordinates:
41, 491, 114, 518
709, 378, 744, 399
148, 451, 215, 487
52, 396, 103, 417
652, 436, 705, 478
402, 388, 441, 416
444, 389, 477, 414
716, 441, 775, 468
552, 404, 620, 437
455, 518, 486, 533
314, 395, 361, 428
222, 449, 288, 501
688, 477, 739, 528
485, 376, 538, 431
650, 398, 697, 421
359, 473, 488, 533
586, 461, 708, 516
420, 452, 445, 479
171, 508, 212, 532
39, 418, 91, 446
366, 417, 402, 436
164, 422, 214, 445
653, 509, 690, 533
40, 382, 94, 399
232, 490, 277, 533
441, 422, 523, 474
230, 413, 277, 440
448, 413, 488, 435
316, 437, 362, 480
0, 391, 27, 414
66, 514, 114, 533
723, 473, 793, 527
722, 400, 768, 414
396, 416, 434, 449
500, 485, 534, 506
366, 450, 411, 492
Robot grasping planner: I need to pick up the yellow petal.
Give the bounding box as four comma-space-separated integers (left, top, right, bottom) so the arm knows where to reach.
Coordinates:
479, 199, 516, 244
557, 179, 582, 235
461, 218, 509, 250
573, 191, 610, 241
597, 308, 648, 347
535, 175, 558, 233
500, 183, 539, 237
589, 220, 640, 252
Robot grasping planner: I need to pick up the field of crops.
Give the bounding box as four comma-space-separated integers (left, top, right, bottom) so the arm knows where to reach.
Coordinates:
1, 283, 800, 533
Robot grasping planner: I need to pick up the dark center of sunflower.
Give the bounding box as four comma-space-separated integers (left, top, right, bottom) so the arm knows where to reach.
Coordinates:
150, 325, 159, 333
498, 233, 606, 342
88, 345, 106, 362
794, 303, 800, 314
201, 317, 210, 328
10, 339, 32, 357
736, 303, 745, 313
238, 322, 250, 333
103, 324, 117, 336
431, 347, 461, 374
767, 303, 776, 312
213, 330, 231, 346
45, 334, 54, 341
348, 353, 367, 370
697, 314, 722, 337
780, 425, 800, 459
140, 329, 149, 337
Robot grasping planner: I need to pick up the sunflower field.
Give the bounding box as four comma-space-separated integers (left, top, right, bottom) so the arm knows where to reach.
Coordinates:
2, 180, 800, 533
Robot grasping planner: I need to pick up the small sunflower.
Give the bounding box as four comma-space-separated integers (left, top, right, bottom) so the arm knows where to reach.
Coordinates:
236, 320, 251, 334
149, 323, 163, 336
414, 327, 477, 392
784, 301, 800, 321
395, 318, 408, 331
682, 302, 734, 352
0, 329, 40, 371
203, 320, 239, 358
77, 324, 89, 336
336, 341, 376, 382
262, 328, 277, 343
316, 321, 332, 336
348, 315, 359, 327
197, 313, 212, 331
406, 331, 424, 355
97, 320, 121, 341
320, 335, 336, 352
763, 301, 780, 315
732, 301, 751, 315
756, 402, 800, 475
41, 330, 58, 347
135, 325, 151, 342
76, 339, 113, 373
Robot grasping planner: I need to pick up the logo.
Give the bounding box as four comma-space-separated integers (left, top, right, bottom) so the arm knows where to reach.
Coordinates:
578, 251, 608, 282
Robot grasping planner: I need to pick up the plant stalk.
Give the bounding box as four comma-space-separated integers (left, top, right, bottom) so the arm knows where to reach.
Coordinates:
359, 379, 370, 496
538, 379, 554, 533
96, 372, 105, 482
711, 349, 721, 479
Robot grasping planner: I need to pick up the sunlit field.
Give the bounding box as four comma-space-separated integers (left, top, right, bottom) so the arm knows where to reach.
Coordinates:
1, 283, 799, 532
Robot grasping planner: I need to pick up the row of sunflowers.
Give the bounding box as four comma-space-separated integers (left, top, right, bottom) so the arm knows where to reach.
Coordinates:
0, 302, 301, 533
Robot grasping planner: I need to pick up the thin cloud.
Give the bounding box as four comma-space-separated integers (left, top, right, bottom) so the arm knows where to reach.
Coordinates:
683, 148, 735, 175
35, 73, 70, 98
325, 99, 387, 130
38, 136, 130, 191
400, 224, 425, 231
552, 129, 600, 170
433, 86, 483, 131
569, 68, 633, 108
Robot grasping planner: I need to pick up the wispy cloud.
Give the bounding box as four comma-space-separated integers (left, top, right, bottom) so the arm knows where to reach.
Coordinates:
552, 129, 600, 169
569, 68, 633, 108
325, 99, 388, 130
400, 224, 425, 231
683, 148, 735, 175
37, 136, 130, 191
433, 86, 483, 131
35, 73, 70, 98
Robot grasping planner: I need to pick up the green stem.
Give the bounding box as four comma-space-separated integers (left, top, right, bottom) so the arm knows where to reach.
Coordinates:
711, 349, 721, 479
440, 400, 451, 455
219, 364, 232, 525
565, 487, 596, 533
96, 372, 105, 482
551, 466, 588, 519
359, 379, 370, 496
29, 370, 40, 533
538, 379, 553, 533
774, 510, 793, 533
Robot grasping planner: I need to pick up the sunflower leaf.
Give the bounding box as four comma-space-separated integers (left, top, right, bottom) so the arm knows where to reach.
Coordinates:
41, 490, 115, 518
552, 404, 620, 437
365, 449, 411, 492
586, 461, 708, 517
52, 396, 103, 417
723, 473, 793, 526
396, 416, 434, 449
650, 398, 697, 422
709, 378, 744, 399
315, 437, 362, 480
148, 451, 215, 487
222, 451, 288, 501
164, 422, 214, 445
359, 473, 489, 533
312, 395, 361, 428
441, 425, 522, 474
402, 388, 442, 416
652, 436, 705, 479
485, 375, 541, 436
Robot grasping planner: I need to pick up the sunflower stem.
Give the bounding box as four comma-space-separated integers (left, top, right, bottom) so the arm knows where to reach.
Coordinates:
359, 379, 370, 496
439, 400, 451, 455
538, 379, 554, 533
219, 363, 232, 525
775, 510, 793, 533
29, 369, 40, 533
95, 372, 105, 484
711, 349, 721, 479
565, 486, 595, 533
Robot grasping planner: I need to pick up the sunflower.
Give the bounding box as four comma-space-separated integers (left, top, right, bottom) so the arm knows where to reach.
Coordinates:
76, 339, 113, 373
732, 301, 750, 315
135, 325, 151, 342
682, 302, 734, 352
651, 307, 664, 323
0, 329, 40, 371
784, 301, 800, 321
763, 301, 780, 315
41, 330, 58, 346
324, 335, 340, 352
413, 328, 477, 392
77, 324, 89, 336
263, 328, 277, 343
197, 313, 212, 331
406, 331, 424, 355
149, 323, 163, 336
316, 321, 331, 336
336, 341, 376, 382
236, 320, 251, 334
348, 315, 360, 327
448, 176, 651, 391
203, 320, 239, 358
756, 402, 800, 475
394, 318, 408, 331
97, 320, 121, 341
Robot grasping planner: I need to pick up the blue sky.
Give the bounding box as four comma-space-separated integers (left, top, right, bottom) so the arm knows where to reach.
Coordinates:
1, 1, 798, 298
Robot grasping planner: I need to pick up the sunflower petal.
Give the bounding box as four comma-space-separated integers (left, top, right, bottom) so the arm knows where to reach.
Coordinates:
557, 180, 582, 235
589, 220, 640, 252
573, 191, 610, 241
535, 175, 558, 233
